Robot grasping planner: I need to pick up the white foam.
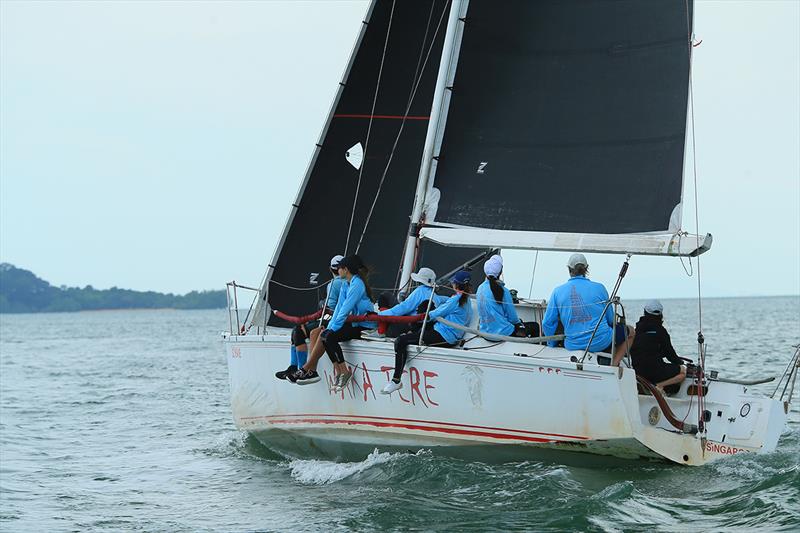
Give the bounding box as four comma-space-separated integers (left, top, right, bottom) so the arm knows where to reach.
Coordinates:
287, 448, 412, 485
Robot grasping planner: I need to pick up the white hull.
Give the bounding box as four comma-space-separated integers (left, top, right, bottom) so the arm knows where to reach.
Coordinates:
223, 329, 787, 466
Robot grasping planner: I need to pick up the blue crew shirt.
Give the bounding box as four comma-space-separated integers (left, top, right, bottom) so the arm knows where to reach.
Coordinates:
328, 275, 376, 331
326, 276, 345, 309
428, 293, 472, 345
378, 285, 447, 317
542, 276, 613, 351
476, 279, 520, 336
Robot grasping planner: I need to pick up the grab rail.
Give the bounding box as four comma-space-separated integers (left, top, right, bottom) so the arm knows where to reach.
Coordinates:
225, 282, 260, 335
771, 344, 800, 404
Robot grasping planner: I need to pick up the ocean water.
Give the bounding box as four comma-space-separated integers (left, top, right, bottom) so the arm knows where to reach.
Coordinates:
1, 297, 798, 532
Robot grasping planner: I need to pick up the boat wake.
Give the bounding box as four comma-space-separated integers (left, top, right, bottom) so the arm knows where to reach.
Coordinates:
286, 448, 427, 485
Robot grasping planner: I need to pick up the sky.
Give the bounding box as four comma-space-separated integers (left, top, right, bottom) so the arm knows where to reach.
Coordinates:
1, 0, 798, 300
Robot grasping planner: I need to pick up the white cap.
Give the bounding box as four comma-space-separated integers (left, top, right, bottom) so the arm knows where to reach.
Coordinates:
410, 267, 436, 287
644, 299, 663, 315
567, 253, 588, 269
330, 254, 344, 268
484, 254, 503, 278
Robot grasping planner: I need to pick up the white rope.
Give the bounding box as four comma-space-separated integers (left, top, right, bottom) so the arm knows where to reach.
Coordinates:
355, 0, 450, 253
344, 0, 397, 254
435, 317, 565, 344
269, 278, 332, 292
527, 250, 540, 298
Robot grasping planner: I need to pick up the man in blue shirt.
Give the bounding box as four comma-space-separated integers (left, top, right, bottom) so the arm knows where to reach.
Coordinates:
542, 253, 633, 366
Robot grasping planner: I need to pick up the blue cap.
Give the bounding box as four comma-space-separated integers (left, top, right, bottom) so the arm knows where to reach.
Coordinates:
450, 270, 471, 285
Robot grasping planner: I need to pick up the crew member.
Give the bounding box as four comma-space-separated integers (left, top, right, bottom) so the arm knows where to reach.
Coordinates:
382, 270, 473, 395
542, 253, 633, 365
292, 254, 376, 388
630, 300, 686, 393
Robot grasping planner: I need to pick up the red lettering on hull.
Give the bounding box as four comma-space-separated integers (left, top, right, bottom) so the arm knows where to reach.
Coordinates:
705, 441, 748, 455
323, 363, 438, 407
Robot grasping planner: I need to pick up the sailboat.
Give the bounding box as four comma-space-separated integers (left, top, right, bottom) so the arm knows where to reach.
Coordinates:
222, 0, 797, 465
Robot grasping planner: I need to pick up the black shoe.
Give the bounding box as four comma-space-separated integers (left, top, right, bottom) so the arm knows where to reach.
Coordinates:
296, 370, 321, 385
275, 365, 298, 380
287, 368, 304, 384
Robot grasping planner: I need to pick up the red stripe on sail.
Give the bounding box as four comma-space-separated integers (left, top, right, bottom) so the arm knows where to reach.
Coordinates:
333, 114, 430, 121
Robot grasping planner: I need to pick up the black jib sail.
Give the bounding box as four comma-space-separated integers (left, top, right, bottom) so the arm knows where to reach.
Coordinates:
253, 0, 486, 329
428, 0, 694, 235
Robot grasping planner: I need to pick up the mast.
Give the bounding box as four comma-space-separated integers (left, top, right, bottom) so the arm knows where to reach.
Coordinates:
398, 0, 467, 294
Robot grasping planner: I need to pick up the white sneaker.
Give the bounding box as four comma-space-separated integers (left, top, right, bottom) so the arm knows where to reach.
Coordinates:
330, 373, 344, 392
381, 380, 402, 395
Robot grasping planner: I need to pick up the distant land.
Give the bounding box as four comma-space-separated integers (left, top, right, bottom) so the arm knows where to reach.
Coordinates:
0, 263, 226, 313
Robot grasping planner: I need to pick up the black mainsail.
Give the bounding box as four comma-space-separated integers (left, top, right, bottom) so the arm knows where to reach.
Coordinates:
253, 1, 486, 329
426, 0, 696, 237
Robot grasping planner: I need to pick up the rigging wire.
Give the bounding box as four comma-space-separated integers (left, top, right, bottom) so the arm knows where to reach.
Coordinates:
355, 0, 451, 254
685, 0, 707, 436
344, 0, 398, 255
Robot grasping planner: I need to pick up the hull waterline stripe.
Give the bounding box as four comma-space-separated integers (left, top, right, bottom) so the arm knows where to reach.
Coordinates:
241, 413, 589, 441
263, 417, 562, 443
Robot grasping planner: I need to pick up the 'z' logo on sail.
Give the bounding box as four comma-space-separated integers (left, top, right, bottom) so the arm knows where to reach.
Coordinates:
477, 162, 488, 174
309, 272, 319, 285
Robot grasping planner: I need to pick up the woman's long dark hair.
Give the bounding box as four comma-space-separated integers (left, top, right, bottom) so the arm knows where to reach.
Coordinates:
356, 266, 373, 301
487, 275, 504, 303
457, 282, 472, 307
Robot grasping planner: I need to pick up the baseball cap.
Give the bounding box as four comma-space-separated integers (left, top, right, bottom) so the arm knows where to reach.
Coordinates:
483, 255, 503, 277
450, 270, 471, 285
644, 299, 663, 316
330, 254, 344, 269
410, 267, 436, 287
339, 254, 365, 273
567, 253, 588, 269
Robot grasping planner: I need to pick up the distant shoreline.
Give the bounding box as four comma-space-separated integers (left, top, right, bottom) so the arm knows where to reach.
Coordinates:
0, 307, 224, 315
0, 263, 226, 314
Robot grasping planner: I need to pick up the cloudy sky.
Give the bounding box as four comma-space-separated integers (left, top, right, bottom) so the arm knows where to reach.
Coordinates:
1, 0, 798, 300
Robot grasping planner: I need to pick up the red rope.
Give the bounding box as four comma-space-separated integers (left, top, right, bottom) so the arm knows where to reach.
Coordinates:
273, 309, 323, 324
273, 309, 425, 325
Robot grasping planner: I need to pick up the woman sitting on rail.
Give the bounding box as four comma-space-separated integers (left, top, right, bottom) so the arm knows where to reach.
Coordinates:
381, 270, 473, 395
629, 300, 686, 393
378, 266, 448, 337
276, 254, 344, 381
292, 254, 376, 387
477, 255, 537, 337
